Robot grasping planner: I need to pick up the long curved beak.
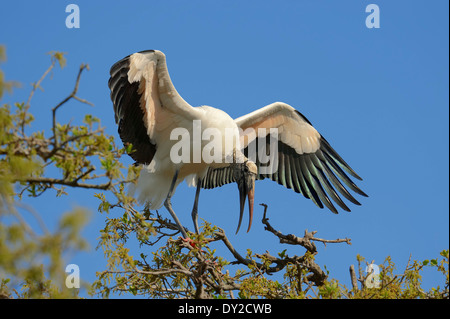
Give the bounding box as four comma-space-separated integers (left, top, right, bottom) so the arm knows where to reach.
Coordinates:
236, 176, 255, 234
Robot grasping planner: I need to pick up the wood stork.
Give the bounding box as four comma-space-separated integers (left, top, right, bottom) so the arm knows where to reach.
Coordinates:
108, 50, 367, 238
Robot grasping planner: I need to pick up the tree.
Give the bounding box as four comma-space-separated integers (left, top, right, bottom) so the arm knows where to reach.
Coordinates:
0, 48, 448, 299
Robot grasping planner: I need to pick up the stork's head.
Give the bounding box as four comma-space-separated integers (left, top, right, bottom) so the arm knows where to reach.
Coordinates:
232, 160, 257, 234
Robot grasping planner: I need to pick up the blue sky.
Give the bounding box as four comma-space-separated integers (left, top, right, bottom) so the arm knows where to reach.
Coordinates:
1, 1, 448, 297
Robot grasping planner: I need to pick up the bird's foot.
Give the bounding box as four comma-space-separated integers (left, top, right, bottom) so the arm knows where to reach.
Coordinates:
179, 236, 208, 253
180, 236, 198, 249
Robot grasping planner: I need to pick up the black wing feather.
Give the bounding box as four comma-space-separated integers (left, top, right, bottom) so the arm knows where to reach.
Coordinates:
245, 128, 367, 214
108, 52, 157, 165
201, 166, 235, 189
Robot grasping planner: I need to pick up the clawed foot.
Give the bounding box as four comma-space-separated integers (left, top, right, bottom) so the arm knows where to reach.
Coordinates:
179, 236, 208, 253
181, 236, 197, 248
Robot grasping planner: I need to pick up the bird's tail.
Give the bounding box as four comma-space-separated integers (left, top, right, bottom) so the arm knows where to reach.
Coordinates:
131, 166, 174, 210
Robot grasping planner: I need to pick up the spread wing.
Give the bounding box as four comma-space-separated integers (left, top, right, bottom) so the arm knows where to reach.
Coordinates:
201, 166, 236, 189
108, 50, 200, 165
204, 102, 367, 213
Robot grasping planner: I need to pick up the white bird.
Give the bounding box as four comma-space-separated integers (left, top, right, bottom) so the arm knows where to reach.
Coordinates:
108, 50, 367, 238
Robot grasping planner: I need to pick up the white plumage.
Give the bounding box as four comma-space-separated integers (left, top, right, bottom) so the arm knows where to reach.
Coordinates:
134, 105, 240, 210
108, 50, 367, 237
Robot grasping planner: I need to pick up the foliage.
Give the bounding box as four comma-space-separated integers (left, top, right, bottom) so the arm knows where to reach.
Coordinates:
0, 46, 448, 299
0, 46, 19, 100
0, 46, 118, 298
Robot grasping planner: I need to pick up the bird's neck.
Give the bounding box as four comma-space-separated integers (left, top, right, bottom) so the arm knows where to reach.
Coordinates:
232, 149, 247, 164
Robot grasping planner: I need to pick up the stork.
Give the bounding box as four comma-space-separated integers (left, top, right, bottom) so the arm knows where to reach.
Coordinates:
108, 50, 367, 238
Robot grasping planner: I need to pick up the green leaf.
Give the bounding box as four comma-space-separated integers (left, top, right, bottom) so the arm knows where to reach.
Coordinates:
48, 51, 67, 69
129, 286, 137, 296
278, 249, 287, 258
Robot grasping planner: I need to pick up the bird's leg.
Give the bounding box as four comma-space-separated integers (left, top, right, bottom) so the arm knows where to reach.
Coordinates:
164, 169, 189, 239
191, 178, 202, 234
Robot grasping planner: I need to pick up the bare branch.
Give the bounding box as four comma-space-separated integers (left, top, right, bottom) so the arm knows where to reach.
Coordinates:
349, 264, 358, 291
260, 203, 351, 253
25, 59, 56, 112
52, 64, 92, 147
24, 177, 111, 190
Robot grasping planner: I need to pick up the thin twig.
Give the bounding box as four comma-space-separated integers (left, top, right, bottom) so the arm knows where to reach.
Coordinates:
25, 59, 56, 111
52, 64, 92, 147
260, 203, 351, 253
24, 177, 111, 190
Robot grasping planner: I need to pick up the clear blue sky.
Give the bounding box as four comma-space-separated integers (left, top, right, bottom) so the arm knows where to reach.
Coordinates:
1, 1, 448, 297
